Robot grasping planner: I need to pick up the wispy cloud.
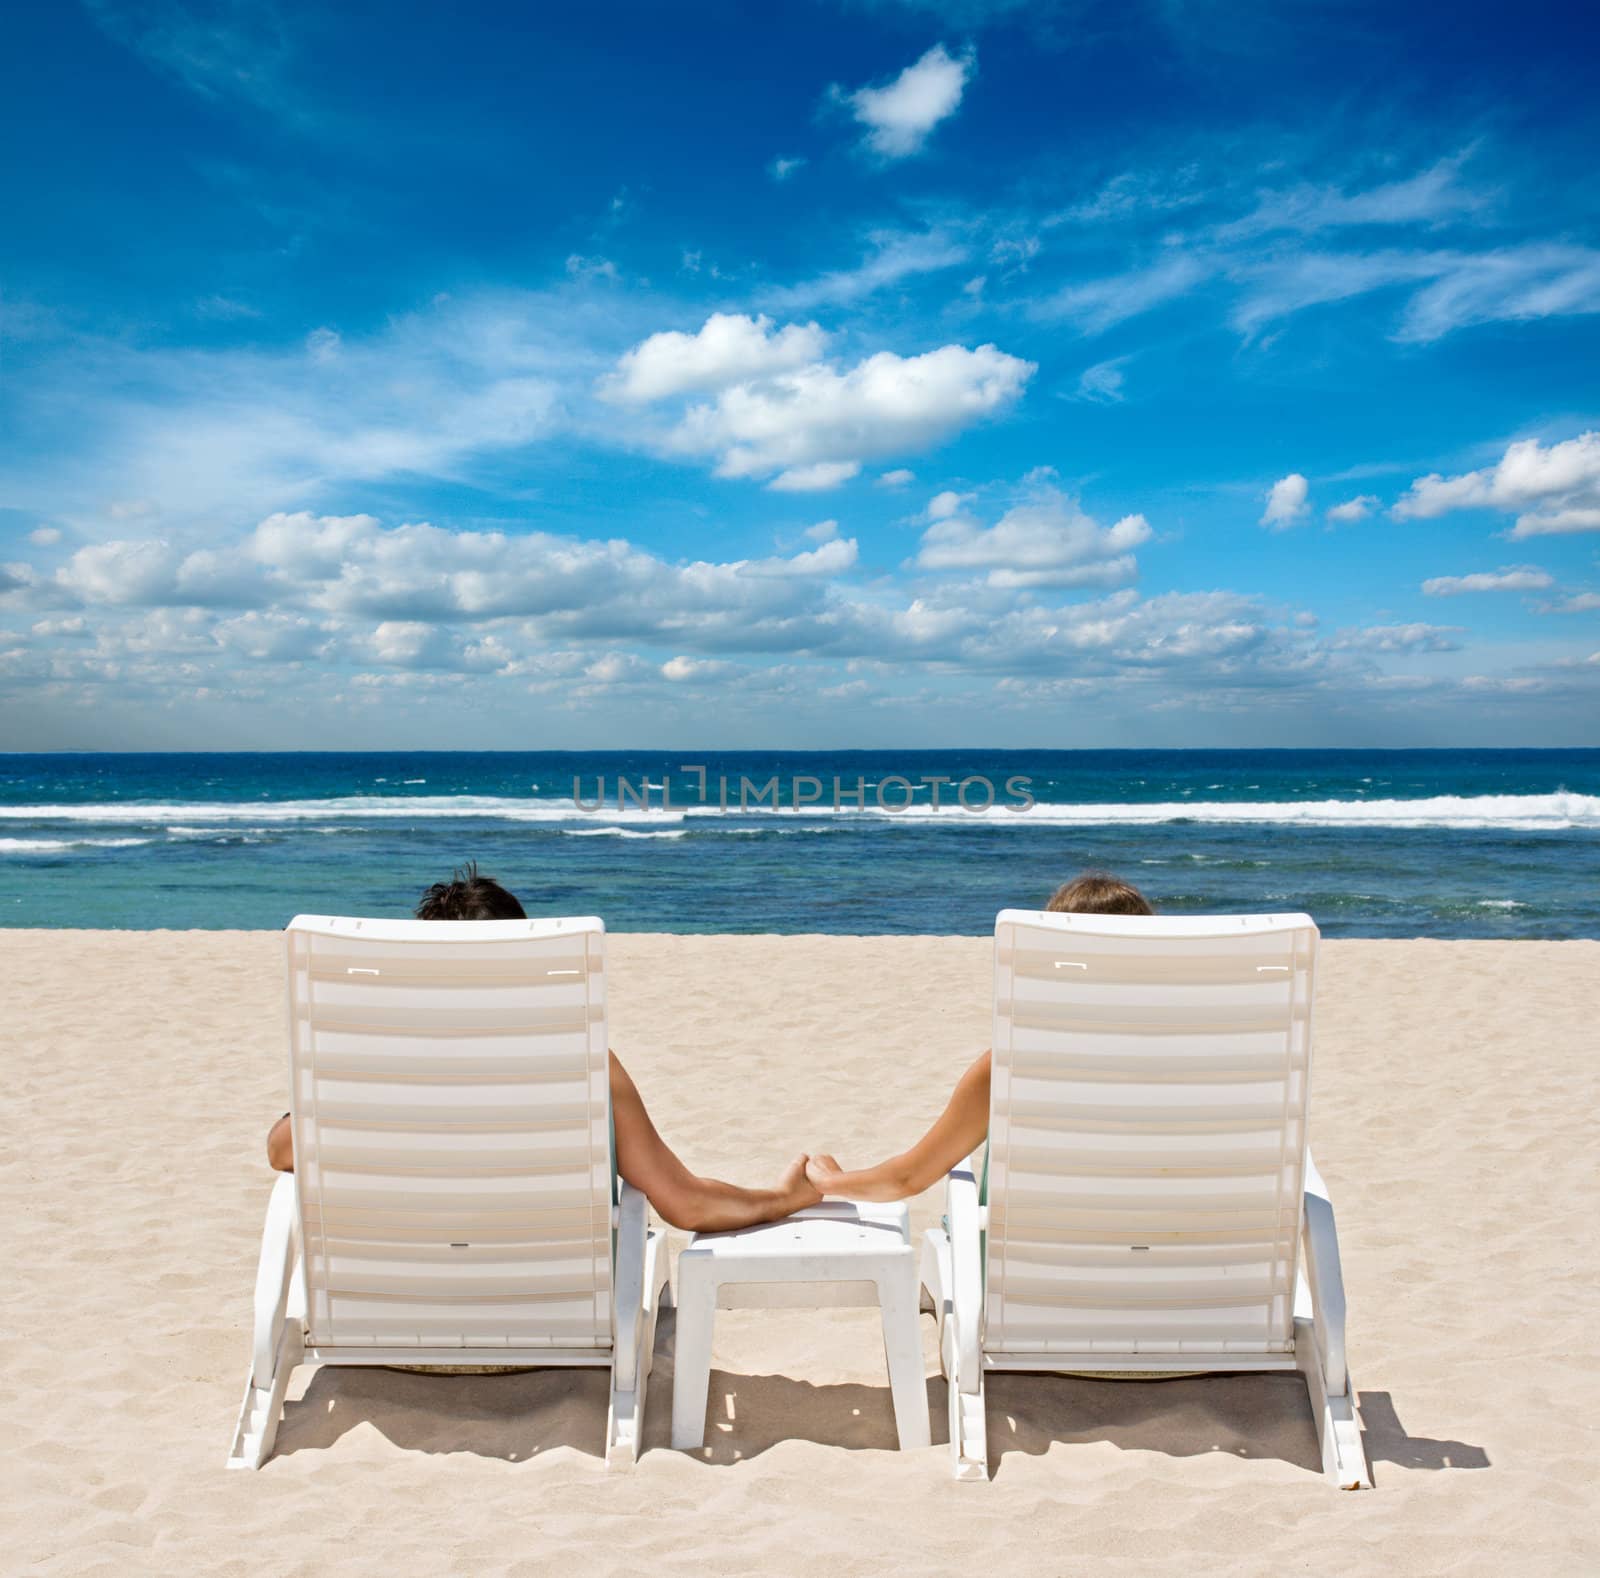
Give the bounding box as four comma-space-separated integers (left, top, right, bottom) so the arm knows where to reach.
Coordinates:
1033, 253, 1209, 333
1070, 356, 1129, 403
762, 229, 969, 310
1213, 150, 1490, 242
84, 0, 309, 125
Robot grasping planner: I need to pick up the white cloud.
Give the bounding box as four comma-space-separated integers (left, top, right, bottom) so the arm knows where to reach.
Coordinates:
749, 538, 860, 577
838, 44, 974, 159
1261, 473, 1310, 528
802, 519, 840, 542
926, 490, 970, 520
1551, 592, 1600, 613
767, 156, 806, 181
1393, 432, 1600, 536
642, 335, 1032, 490
1422, 566, 1553, 596
1329, 622, 1462, 653
28, 526, 63, 546
914, 484, 1152, 588
877, 468, 915, 487
768, 461, 861, 492
601, 313, 828, 404
248, 512, 381, 577
54, 538, 270, 608
36, 513, 870, 662
1515, 507, 1600, 535
1326, 494, 1378, 523
661, 655, 734, 682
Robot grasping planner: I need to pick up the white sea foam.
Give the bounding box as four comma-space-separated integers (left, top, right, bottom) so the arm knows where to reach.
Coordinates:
0, 836, 155, 853
0, 795, 677, 826
0, 790, 1595, 832
684, 790, 1600, 830
560, 827, 686, 840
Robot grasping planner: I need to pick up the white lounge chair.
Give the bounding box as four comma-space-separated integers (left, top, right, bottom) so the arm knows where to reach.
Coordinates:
921, 910, 1370, 1488
226, 915, 669, 1471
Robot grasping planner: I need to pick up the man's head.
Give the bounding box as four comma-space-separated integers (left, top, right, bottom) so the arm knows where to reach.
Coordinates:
1045, 871, 1154, 916
415, 862, 527, 920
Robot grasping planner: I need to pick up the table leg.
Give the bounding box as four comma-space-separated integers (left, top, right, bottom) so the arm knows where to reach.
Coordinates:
878, 1254, 932, 1450
670, 1258, 717, 1450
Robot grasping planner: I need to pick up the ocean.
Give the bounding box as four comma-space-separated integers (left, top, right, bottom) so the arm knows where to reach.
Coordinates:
1, 749, 1597, 937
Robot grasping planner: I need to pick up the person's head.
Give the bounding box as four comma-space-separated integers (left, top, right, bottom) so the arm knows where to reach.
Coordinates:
1045, 870, 1155, 916
415, 862, 527, 921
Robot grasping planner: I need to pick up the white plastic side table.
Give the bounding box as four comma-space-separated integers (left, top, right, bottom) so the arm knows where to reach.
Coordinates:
670, 1200, 933, 1452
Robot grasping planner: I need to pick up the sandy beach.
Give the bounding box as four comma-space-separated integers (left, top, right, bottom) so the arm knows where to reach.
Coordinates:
3, 929, 1597, 1577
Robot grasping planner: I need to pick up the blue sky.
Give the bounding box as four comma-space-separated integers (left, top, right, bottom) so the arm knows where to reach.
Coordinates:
2, 0, 1598, 749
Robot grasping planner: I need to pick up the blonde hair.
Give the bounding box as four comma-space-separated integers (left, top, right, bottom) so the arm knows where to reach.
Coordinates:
1045, 871, 1155, 916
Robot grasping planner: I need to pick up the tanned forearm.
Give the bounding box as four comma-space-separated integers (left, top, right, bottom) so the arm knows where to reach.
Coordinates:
807, 1049, 992, 1205
646, 1169, 818, 1233
608, 1050, 819, 1231
804, 1155, 926, 1202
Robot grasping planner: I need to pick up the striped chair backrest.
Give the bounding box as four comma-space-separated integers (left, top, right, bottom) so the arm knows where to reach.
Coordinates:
986, 910, 1318, 1357
283, 915, 613, 1352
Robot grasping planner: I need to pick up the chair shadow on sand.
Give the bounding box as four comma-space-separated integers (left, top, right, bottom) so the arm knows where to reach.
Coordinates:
274, 1363, 616, 1463
977, 1373, 1489, 1483
270, 1311, 1489, 1481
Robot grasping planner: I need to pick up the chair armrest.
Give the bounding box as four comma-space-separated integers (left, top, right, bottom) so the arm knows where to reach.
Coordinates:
251, 1171, 300, 1386
946, 1152, 984, 1394
1301, 1149, 1348, 1396
612, 1180, 651, 1390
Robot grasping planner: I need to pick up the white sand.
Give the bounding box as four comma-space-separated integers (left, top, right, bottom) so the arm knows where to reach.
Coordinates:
3, 931, 1597, 1576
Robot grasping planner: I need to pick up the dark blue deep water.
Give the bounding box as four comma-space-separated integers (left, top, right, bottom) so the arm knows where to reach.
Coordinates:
1, 750, 1597, 936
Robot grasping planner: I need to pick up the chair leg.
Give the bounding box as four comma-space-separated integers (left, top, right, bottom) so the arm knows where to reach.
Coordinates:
642, 1228, 670, 1381
949, 1360, 988, 1482
608, 1229, 669, 1471
226, 1173, 302, 1470
669, 1258, 718, 1451
877, 1257, 932, 1451
920, 1229, 952, 1379
1296, 1340, 1371, 1489
226, 1322, 303, 1470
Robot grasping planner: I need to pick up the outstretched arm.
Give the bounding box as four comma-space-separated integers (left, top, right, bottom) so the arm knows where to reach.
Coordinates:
609, 1052, 819, 1232
807, 1050, 991, 1203
265, 1056, 818, 1231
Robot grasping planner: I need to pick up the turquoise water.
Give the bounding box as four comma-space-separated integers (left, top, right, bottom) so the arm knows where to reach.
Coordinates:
1, 749, 1597, 936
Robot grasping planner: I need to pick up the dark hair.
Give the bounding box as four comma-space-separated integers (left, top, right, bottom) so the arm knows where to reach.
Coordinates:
1045, 871, 1155, 916
415, 862, 527, 921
